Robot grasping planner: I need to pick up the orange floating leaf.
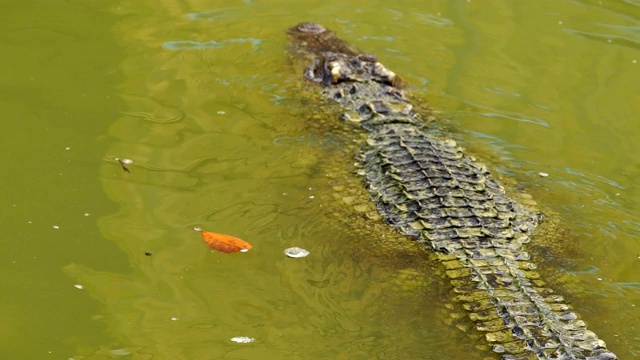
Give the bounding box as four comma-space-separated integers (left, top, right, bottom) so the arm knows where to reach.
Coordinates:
194, 227, 252, 253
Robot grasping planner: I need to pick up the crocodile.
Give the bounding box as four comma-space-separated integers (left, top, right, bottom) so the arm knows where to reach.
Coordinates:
287, 22, 618, 360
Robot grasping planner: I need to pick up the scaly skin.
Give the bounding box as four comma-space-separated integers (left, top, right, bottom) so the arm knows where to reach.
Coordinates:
287, 22, 618, 360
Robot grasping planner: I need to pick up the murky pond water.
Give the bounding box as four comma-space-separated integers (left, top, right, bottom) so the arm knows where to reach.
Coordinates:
1, 0, 639, 359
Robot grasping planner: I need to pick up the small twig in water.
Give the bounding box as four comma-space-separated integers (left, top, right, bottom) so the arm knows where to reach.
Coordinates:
115, 158, 132, 173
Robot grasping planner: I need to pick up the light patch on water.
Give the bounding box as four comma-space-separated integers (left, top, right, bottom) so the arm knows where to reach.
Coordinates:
230, 336, 255, 344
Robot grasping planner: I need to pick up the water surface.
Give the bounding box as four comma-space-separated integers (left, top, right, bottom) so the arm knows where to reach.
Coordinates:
1, 0, 639, 359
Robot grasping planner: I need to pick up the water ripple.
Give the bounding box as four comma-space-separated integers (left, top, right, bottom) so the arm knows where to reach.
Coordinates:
563, 166, 625, 190
123, 111, 183, 123
564, 28, 640, 51
608, 282, 640, 294
621, 220, 640, 234
412, 12, 454, 27
163, 38, 262, 51
479, 111, 550, 128
359, 35, 396, 42
186, 10, 224, 21
455, 98, 551, 128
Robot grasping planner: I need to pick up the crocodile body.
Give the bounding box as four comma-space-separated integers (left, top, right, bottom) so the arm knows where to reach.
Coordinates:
287, 22, 617, 360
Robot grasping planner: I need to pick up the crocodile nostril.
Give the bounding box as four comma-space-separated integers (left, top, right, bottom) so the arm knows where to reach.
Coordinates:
296, 22, 326, 34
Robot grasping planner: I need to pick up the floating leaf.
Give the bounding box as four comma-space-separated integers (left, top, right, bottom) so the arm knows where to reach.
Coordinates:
194, 227, 252, 253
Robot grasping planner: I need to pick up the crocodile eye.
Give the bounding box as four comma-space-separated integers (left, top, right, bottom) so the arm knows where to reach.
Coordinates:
357, 103, 373, 117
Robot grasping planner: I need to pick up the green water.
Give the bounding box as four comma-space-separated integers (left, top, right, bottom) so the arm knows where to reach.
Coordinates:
1, 0, 639, 359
